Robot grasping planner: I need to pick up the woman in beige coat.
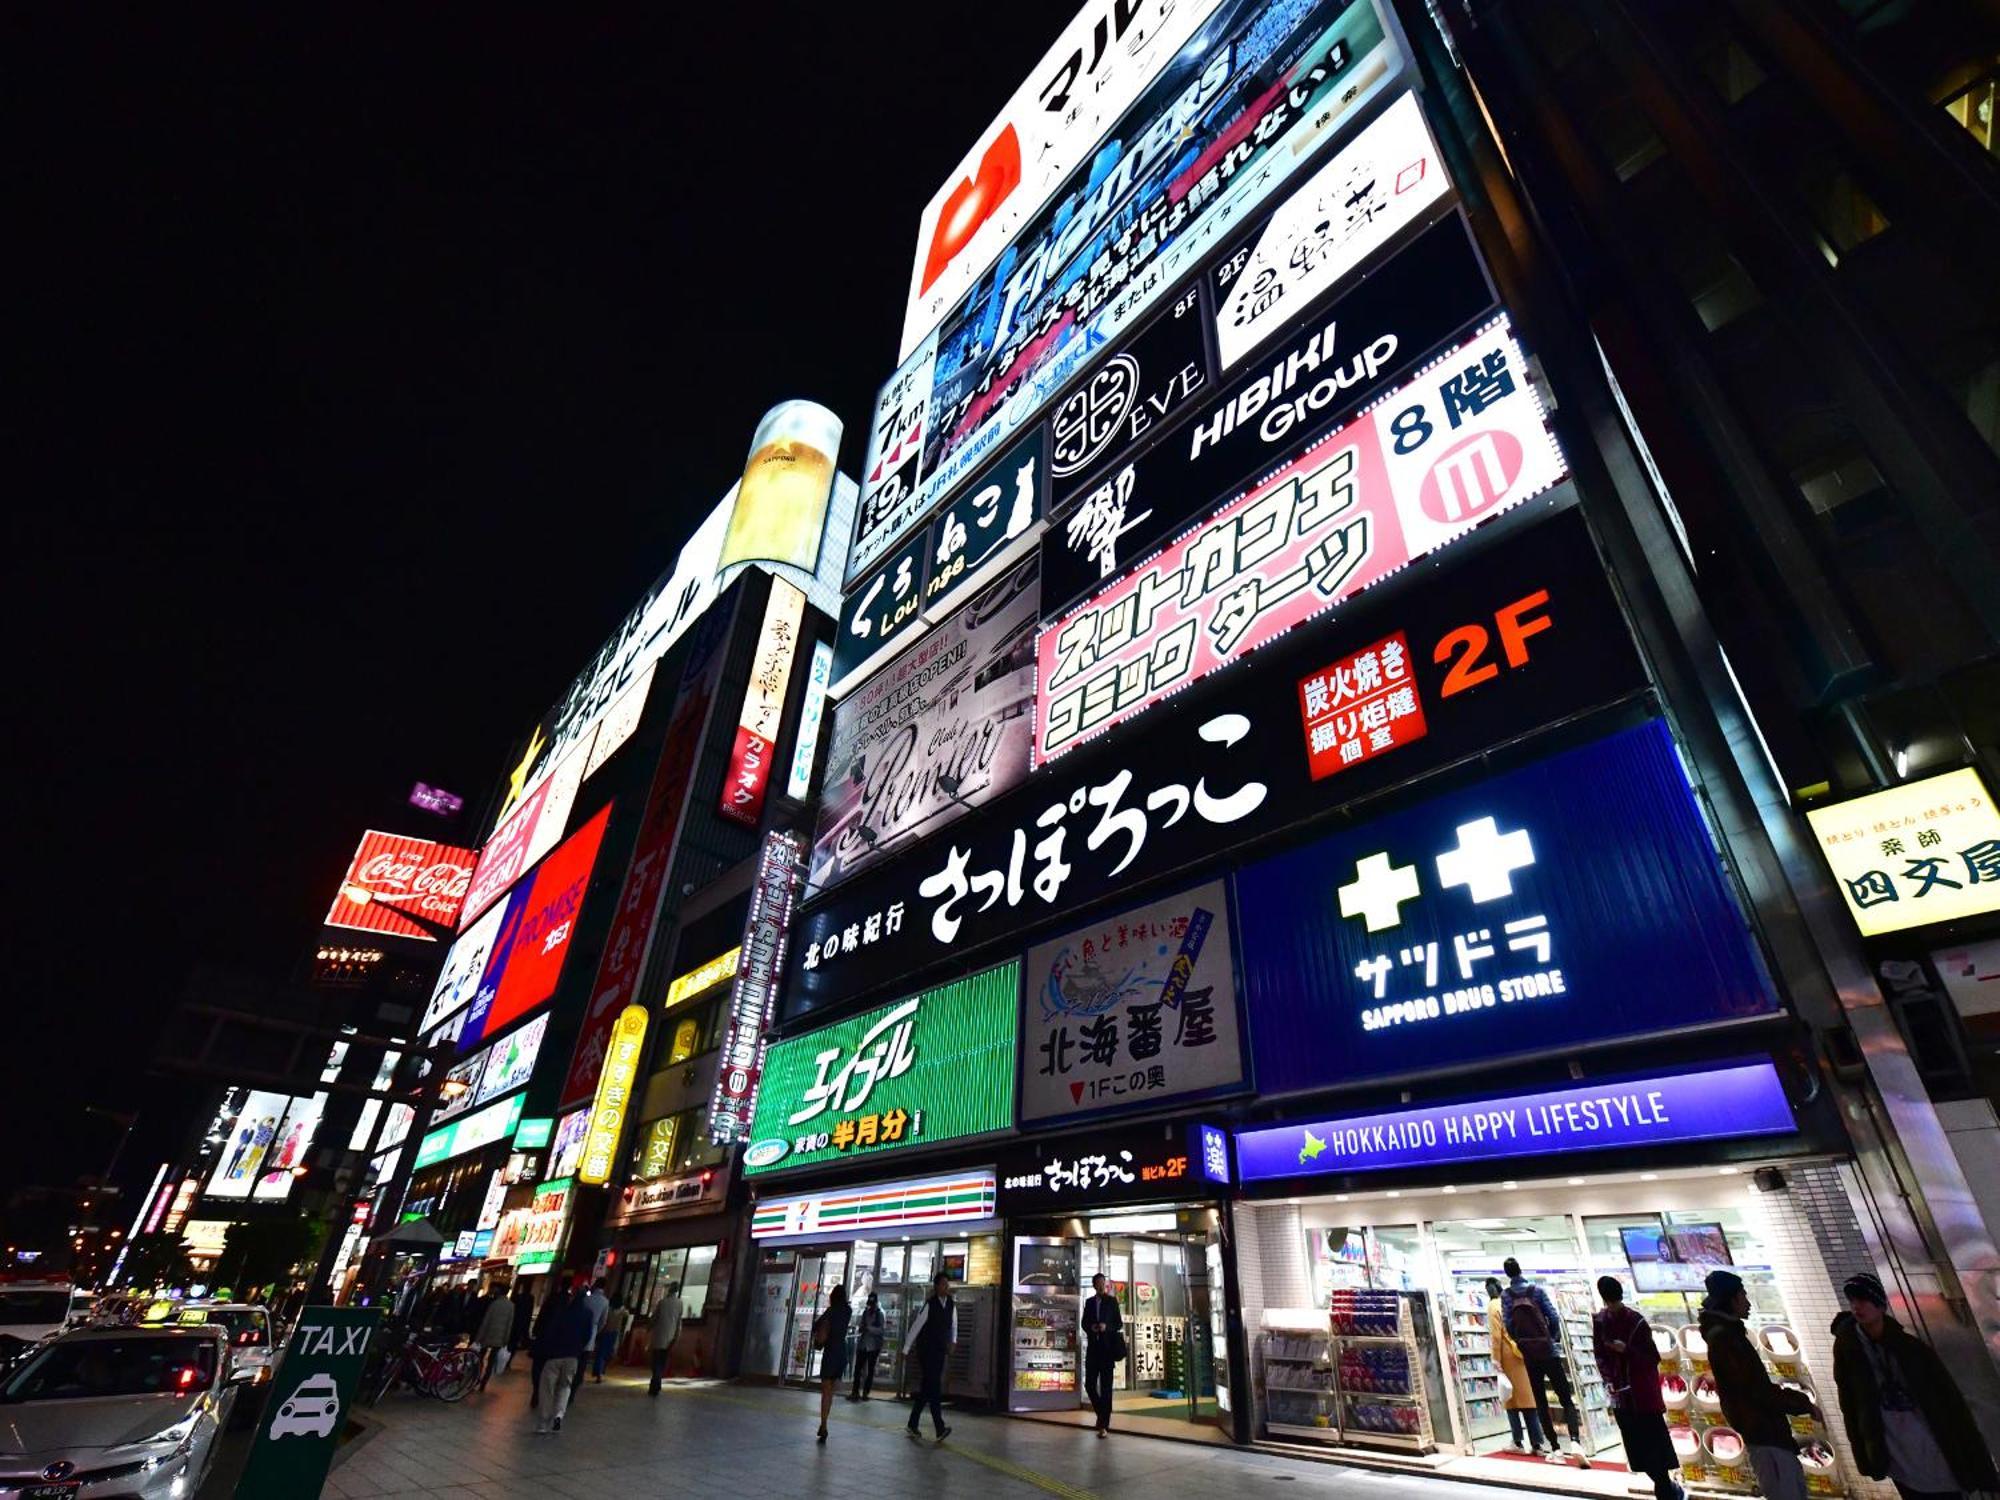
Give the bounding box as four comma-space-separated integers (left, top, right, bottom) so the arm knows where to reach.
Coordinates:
1489, 1276, 1548, 1454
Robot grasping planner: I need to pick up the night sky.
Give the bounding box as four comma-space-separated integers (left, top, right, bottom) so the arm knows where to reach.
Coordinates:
10, 5, 1076, 1197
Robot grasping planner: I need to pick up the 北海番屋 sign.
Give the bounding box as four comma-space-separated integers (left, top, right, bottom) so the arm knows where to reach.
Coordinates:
1235, 1058, 1794, 1182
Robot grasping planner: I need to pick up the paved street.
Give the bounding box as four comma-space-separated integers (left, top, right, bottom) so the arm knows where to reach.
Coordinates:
300, 1370, 1571, 1500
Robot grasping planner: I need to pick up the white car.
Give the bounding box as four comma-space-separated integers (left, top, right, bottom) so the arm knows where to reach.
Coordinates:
268, 1373, 341, 1440
0, 1283, 79, 1368
0, 1325, 244, 1499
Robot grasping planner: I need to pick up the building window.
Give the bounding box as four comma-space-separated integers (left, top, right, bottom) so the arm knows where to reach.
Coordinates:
1936, 63, 1999, 158
1695, 36, 1767, 105
629, 1104, 726, 1181
1791, 448, 1888, 517
1797, 162, 1891, 265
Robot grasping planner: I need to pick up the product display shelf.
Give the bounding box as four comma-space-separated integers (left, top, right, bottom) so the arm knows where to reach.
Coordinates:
1258, 1317, 1339, 1438
1553, 1285, 1620, 1456
1665, 1318, 1844, 1500
1011, 1292, 1079, 1395
1329, 1289, 1434, 1452
1447, 1283, 1509, 1443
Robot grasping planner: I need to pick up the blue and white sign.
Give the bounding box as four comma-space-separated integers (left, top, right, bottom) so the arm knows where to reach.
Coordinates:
1235, 1059, 1795, 1182
1239, 720, 1777, 1095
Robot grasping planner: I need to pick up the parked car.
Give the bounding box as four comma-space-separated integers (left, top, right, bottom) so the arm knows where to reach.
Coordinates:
174, 1304, 276, 1383
0, 1324, 247, 1498
0, 1280, 81, 1369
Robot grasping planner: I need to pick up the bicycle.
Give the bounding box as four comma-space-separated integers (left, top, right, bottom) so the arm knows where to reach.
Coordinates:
363, 1327, 483, 1404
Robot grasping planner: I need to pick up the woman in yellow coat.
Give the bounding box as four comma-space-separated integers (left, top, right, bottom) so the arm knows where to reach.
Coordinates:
1489, 1276, 1549, 1454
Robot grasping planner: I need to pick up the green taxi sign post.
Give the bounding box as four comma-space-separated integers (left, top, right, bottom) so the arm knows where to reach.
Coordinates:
234, 1304, 380, 1499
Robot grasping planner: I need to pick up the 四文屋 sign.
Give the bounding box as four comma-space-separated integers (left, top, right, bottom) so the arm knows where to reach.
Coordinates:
742, 961, 1018, 1176
1234, 1059, 1795, 1182
1806, 767, 2000, 937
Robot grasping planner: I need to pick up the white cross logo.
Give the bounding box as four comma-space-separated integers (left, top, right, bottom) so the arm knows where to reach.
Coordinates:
1337, 851, 1423, 932
1436, 817, 1536, 903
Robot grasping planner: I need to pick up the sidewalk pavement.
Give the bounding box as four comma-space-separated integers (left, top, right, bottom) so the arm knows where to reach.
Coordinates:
319, 1365, 1571, 1500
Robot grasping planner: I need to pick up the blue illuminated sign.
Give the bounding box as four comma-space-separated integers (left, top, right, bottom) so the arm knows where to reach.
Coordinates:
1239, 720, 1777, 1095
1236, 1059, 1795, 1182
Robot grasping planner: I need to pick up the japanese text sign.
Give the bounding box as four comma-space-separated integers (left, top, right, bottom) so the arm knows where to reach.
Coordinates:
742, 961, 1018, 1176
997, 1122, 1230, 1214
853, 0, 1409, 582
461, 741, 588, 928
1022, 880, 1246, 1126
721, 578, 807, 828
1235, 1059, 1795, 1182
813, 556, 1038, 893
1805, 768, 2000, 936
787, 640, 835, 799
709, 830, 805, 1142
1036, 317, 1567, 763
1299, 630, 1427, 779
580, 1005, 648, 1185
323, 830, 476, 941
1240, 720, 1778, 1097
1041, 212, 1493, 616
788, 507, 1644, 1017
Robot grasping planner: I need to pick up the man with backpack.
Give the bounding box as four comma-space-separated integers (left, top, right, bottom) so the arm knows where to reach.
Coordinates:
1502, 1257, 1589, 1466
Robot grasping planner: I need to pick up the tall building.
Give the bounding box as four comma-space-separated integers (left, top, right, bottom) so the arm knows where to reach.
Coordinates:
712, 0, 2000, 1476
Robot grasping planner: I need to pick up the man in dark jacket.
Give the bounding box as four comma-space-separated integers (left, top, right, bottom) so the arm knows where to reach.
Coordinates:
1700, 1270, 1814, 1500
1832, 1271, 1998, 1500
529, 1283, 594, 1435
903, 1273, 957, 1442
1082, 1273, 1124, 1437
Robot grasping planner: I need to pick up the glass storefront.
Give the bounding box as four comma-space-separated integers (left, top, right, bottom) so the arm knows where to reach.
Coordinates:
1241, 1166, 1861, 1495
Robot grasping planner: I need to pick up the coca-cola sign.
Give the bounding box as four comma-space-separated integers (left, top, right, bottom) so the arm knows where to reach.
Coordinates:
324, 830, 478, 942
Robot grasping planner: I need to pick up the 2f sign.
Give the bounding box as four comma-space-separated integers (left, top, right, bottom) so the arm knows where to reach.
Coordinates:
1436, 591, 1554, 698
293, 1321, 373, 1358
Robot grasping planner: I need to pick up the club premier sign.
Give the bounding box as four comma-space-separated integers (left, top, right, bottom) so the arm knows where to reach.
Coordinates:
1234, 1060, 1795, 1182
1035, 318, 1566, 763
742, 961, 1018, 1176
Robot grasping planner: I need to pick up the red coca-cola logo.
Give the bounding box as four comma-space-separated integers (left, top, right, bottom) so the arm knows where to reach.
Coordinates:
328, 831, 479, 939
355, 854, 473, 903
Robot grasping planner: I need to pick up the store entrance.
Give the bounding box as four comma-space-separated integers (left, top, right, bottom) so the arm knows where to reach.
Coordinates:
1010, 1210, 1228, 1432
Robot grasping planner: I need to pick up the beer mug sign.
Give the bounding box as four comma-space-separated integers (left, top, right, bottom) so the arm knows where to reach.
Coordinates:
719, 400, 843, 572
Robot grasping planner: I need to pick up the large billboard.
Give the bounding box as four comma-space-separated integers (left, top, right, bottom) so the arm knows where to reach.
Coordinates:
1041, 212, 1493, 614
323, 831, 476, 941
204, 1090, 327, 1202
786, 507, 1642, 1017
1021, 880, 1247, 1128
457, 803, 614, 1049
812, 555, 1038, 893
1035, 317, 1565, 763
721, 578, 807, 828
1238, 720, 1779, 1097
900, 0, 1226, 354
461, 742, 588, 928
852, 0, 1412, 583
742, 962, 1020, 1177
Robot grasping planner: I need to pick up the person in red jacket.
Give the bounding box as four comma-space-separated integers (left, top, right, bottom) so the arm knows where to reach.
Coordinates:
1595, 1276, 1684, 1500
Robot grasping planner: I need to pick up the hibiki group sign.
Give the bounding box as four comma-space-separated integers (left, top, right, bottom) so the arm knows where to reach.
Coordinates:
789, 509, 1644, 1017
812, 557, 1037, 893
1037, 317, 1566, 763
1021, 881, 1246, 1127
742, 962, 1019, 1176
1239, 720, 1778, 1096
1234, 1059, 1796, 1182
854, 0, 1409, 581
323, 831, 476, 941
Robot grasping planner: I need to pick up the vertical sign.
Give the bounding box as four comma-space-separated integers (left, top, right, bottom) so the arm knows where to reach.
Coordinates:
235, 1306, 381, 1500
786, 639, 835, 800
721, 578, 807, 827
580, 1005, 648, 1186
709, 830, 804, 1143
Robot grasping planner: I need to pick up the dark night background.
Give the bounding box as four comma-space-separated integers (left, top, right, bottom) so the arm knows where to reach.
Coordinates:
7, 6, 1074, 1198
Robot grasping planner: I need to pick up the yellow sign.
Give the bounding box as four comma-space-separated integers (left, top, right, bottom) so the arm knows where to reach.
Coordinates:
1806, 768, 2000, 936
579, 1005, 649, 1186
665, 947, 740, 1009
639, 1117, 677, 1180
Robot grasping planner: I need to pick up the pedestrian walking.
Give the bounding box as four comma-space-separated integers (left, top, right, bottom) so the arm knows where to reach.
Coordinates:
529, 1283, 593, 1435
1700, 1270, 1815, 1500
509, 1284, 535, 1357
1832, 1271, 1998, 1500
594, 1297, 632, 1381
848, 1292, 885, 1401
1501, 1256, 1589, 1465
903, 1272, 956, 1442
648, 1280, 683, 1397
475, 1283, 515, 1391
813, 1284, 852, 1444
1488, 1275, 1547, 1454
1596, 1276, 1684, 1500
1082, 1272, 1125, 1438
572, 1278, 610, 1398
